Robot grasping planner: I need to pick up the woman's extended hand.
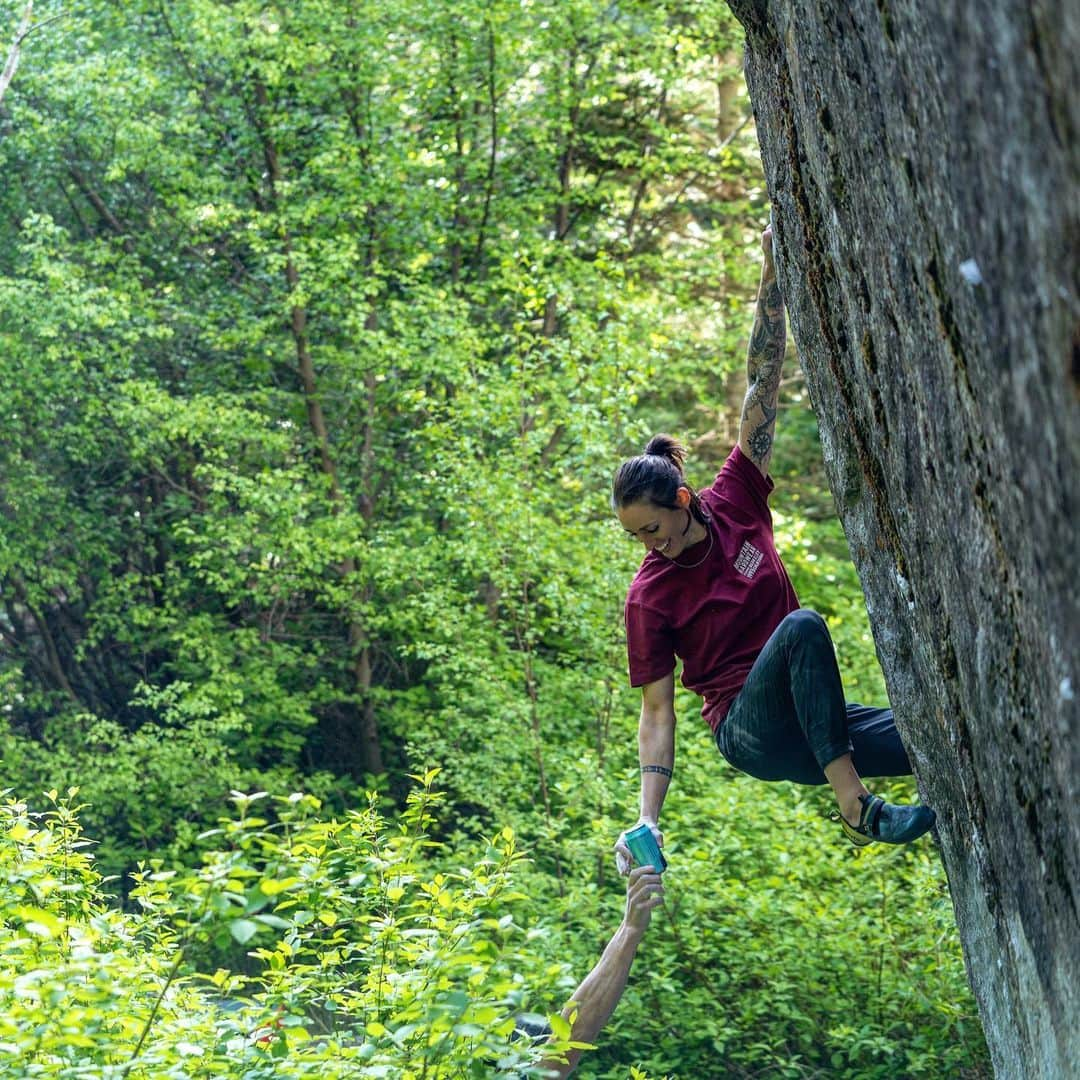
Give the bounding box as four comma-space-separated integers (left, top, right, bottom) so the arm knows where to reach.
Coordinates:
613, 819, 664, 877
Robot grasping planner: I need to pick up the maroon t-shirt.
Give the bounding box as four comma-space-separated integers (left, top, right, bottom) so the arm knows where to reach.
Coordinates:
624, 444, 800, 732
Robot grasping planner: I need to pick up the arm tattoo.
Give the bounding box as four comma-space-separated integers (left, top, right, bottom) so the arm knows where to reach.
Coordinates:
746, 279, 785, 383
746, 399, 777, 461
742, 273, 786, 467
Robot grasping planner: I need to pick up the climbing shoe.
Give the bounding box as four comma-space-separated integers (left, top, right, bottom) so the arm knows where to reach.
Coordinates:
832, 793, 936, 847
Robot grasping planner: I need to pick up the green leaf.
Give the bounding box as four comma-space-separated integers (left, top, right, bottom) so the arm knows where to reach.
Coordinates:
229, 918, 259, 944
254, 914, 292, 930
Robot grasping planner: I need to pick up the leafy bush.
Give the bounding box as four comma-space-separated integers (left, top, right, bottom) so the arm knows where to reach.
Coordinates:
0, 751, 989, 1080
0, 713, 347, 883
0, 775, 586, 1078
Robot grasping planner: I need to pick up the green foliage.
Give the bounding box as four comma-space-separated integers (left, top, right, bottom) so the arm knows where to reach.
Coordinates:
0, 0, 760, 864
0, 771, 987, 1078
0, 712, 344, 873
0, 778, 579, 1077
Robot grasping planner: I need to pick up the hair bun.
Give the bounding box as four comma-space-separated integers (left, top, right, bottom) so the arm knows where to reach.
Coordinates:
613, 432, 701, 516
643, 434, 687, 471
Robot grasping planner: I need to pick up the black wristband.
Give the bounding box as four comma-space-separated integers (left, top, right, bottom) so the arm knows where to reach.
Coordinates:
640, 764, 673, 778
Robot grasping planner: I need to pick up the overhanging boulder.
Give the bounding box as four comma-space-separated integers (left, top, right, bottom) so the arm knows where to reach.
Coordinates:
726, 2, 1079, 1076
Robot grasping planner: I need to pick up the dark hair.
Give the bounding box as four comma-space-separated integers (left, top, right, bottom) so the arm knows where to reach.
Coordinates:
611, 434, 708, 523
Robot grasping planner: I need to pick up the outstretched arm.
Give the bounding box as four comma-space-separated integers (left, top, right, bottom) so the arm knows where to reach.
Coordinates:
738, 225, 786, 477
536, 866, 664, 1078
614, 673, 676, 876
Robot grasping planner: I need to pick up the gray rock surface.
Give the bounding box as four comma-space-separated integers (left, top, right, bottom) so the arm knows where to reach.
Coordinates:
726, 2, 1079, 1076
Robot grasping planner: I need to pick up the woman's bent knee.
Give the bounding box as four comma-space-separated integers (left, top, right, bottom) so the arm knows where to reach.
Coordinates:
779, 608, 829, 642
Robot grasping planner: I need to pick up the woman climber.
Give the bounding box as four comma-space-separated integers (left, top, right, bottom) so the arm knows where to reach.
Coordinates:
611, 223, 935, 875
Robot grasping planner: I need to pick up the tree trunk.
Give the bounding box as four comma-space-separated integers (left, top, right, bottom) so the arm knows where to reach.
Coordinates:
726, 2, 1079, 1076
0, 2, 32, 110
252, 79, 384, 777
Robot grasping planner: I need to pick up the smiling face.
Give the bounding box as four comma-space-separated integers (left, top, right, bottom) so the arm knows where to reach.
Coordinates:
617, 488, 694, 560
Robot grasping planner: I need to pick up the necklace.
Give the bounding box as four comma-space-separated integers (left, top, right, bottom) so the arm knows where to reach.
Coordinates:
672, 518, 714, 568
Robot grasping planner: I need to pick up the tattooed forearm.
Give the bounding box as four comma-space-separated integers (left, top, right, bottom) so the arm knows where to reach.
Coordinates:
747, 421, 773, 462
740, 265, 786, 470
746, 276, 785, 385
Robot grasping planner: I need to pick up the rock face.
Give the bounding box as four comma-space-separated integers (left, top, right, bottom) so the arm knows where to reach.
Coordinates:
726, 2, 1079, 1076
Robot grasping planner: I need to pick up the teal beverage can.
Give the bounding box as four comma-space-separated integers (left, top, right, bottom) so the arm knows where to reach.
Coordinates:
624, 824, 667, 872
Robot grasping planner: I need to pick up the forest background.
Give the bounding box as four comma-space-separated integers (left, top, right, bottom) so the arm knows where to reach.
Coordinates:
0, 1, 991, 1077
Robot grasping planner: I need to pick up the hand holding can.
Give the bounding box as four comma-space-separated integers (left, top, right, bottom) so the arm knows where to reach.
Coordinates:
623, 822, 667, 873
